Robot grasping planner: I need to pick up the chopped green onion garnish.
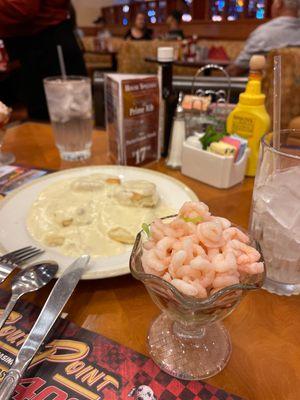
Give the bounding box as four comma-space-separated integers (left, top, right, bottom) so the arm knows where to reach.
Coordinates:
142, 223, 150, 237
181, 216, 203, 224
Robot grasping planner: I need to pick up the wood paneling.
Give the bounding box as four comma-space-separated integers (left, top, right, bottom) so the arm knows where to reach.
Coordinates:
82, 19, 265, 41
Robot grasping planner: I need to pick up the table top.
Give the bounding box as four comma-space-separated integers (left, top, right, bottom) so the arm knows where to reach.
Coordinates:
145, 57, 231, 68
2, 122, 300, 400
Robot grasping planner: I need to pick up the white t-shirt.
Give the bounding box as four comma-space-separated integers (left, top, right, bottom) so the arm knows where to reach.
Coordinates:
234, 16, 300, 68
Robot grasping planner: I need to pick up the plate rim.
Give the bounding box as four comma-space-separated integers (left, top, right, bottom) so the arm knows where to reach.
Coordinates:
0, 165, 198, 279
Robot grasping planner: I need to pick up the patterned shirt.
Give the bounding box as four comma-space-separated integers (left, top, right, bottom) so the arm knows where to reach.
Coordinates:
234, 16, 300, 68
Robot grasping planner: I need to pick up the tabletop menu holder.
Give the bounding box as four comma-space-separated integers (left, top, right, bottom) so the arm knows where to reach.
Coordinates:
105, 73, 160, 166
0, 290, 243, 400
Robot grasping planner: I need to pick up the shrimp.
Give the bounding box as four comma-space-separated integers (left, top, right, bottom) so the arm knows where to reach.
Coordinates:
181, 237, 194, 263
229, 240, 260, 264
223, 227, 249, 244
143, 240, 155, 250
212, 273, 240, 289
192, 244, 207, 258
190, 256, 212, 272
197, 270, 215, 288
171, 278, 198, 297
176, 265, 202, 279
207, 248, 219, 261
211, 251, 237, 273
162, 272, 172, 283
141, 249, 167, 274
155, 237, 176, 258
210, 216, 231, 230
150, 220, 165, 242
179, 201, 211, 221
197, 220, 225, 248
191, 279, 208, 298
170, 218, 190, 236
169, 250, 186, 278
238, 262, 264, 274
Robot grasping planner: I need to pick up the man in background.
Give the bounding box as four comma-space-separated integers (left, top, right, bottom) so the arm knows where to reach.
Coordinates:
227, 0, 300, 76
0, 0, 87, 120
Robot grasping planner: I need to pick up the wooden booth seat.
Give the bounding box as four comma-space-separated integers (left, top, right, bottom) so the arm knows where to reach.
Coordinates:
81, 36, 245, 76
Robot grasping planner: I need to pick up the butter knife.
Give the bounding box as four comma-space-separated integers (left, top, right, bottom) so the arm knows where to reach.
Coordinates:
0, 254, 90, 400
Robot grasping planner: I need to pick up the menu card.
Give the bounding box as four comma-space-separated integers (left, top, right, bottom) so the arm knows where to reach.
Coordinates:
0, 166, 47, 196
0, 290, 243, 400
105, 74, 160, 166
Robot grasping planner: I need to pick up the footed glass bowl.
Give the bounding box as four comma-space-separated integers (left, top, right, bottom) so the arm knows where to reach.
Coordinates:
130, 217, 265, 380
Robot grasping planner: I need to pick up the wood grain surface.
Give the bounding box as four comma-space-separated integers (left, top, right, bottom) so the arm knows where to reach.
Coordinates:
2, 122, 299, 400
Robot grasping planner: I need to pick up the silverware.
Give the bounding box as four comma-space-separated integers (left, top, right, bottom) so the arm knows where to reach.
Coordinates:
0, 261, 58, 332
0, 255, 89, 400
0, 246, 44, 284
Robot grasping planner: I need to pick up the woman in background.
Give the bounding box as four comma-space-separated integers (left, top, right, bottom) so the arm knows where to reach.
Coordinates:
125, 12, 153, 40
165, 10, 184, 40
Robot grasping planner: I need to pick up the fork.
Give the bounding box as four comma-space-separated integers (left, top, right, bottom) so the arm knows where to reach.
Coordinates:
0, 246, 44, 284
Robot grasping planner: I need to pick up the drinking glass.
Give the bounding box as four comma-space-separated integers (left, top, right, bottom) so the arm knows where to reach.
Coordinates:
130, 217, 265, 380
250, 129, 300, 296
44, 76, 93, 161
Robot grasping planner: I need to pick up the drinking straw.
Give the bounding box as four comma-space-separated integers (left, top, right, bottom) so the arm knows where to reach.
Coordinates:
57, 45, 66, 80
272, 55, 281, 151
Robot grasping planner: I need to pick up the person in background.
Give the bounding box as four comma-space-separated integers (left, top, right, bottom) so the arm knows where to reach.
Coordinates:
227, 0, 300, 76
124, 12, 153, 40
94, 16, 111, 44
0, 0, 87, 120
165, 10, 184, 40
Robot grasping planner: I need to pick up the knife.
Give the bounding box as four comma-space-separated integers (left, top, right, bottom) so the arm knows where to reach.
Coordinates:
0, 255, 90, 400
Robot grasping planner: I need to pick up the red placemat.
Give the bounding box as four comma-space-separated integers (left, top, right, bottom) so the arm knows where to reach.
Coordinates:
0, 290, 243, 400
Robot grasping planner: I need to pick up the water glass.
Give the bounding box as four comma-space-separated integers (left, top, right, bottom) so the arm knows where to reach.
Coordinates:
250, 129, 300, 296
44, 76, 93, 161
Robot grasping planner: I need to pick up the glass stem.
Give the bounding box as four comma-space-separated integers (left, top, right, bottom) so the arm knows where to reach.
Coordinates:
173, 320, 206, 340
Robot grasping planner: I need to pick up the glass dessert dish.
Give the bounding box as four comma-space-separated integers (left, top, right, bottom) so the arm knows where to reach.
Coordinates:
130, 217, 265, 380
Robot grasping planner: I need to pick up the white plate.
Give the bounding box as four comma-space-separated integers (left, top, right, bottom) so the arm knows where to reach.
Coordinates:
0, 165, 197, 279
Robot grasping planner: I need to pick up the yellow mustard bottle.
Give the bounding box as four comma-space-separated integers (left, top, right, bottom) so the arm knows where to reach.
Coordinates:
226, 55, 271, 176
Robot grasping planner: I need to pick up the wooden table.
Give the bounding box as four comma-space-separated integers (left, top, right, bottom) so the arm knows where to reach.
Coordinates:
2, 122, 300, 400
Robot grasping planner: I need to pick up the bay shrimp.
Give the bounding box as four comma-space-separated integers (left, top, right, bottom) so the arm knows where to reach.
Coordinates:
176, 264, 202, 279
155, 237, 176, 258
229, 240, 261, 264
190, 255, 212, 272
212, 273, 240, 289
210, 216, 231, 230
179, 201, 211, 221
197, 220, 225, 248
197, 270, 215, 288
238, 262, 264, 274
171, 278, 198, 297
141, 249, 168, 274
211, 251, 237, 274
169, 250, 186, 277
223, 227, 250, 244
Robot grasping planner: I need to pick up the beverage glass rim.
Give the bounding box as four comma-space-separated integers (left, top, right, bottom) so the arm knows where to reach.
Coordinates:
262, 129, 300, 161
43, 76, 90, 84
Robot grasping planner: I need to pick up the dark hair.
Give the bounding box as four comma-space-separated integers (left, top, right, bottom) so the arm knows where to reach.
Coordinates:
135, 11, 147, 20
94, 16, 105, 24
170, 10, 182, 23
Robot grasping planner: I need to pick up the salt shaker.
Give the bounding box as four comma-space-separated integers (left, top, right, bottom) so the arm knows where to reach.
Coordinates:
166, 92, 186, 169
